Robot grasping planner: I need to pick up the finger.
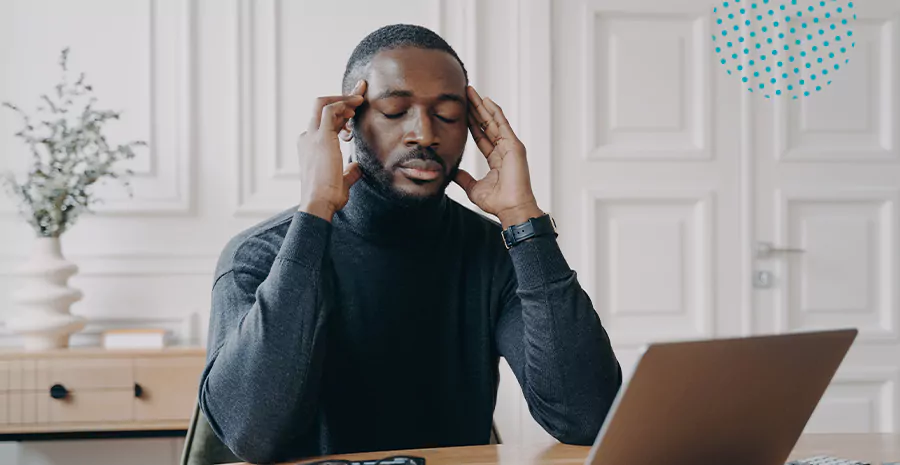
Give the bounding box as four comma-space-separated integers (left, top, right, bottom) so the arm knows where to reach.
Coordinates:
342, 162, 362, 191
468, 104, 496, 139
351, 79, 367, 97
308, 92, 365, 131
468, 113, 494, 156
308, 96, 360, 131
343, 80, 367, 110
481, 97, 519, 142
453, 168, 478, 196
345, 80, 367, 131
467, 86, 497, 139
320, 101, 356, 132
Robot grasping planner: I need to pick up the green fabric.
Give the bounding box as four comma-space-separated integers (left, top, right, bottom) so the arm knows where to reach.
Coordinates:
182, 402, 241, 465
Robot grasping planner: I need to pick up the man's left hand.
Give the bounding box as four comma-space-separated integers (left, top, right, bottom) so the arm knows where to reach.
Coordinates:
454, 86, 544, 229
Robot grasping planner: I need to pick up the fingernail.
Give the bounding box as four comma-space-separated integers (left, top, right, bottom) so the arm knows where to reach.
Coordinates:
355, 80, 363, 89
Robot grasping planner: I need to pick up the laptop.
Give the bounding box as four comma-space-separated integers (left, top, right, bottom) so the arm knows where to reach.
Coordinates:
585, 328, 858, 465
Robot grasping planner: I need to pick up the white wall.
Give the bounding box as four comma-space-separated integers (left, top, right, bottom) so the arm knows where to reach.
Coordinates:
3, 0, 895, 464
0, 0, 550, 463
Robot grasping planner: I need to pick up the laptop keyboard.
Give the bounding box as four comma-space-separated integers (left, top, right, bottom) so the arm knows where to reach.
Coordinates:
787, 456, 870, 465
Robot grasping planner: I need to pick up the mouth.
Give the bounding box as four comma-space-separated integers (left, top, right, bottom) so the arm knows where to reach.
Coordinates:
397, 159, 444, 182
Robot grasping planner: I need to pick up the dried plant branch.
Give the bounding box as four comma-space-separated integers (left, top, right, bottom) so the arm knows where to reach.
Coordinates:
1, 48, 146, 237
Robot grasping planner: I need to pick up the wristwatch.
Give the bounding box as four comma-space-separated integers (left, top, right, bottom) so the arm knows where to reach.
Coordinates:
501, 214, 558, 249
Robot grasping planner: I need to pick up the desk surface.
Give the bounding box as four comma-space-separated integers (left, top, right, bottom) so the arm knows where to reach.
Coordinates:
279, 434, 900, 465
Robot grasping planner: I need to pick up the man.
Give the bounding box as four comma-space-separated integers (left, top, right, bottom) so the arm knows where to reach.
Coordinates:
201, 24, 621, 464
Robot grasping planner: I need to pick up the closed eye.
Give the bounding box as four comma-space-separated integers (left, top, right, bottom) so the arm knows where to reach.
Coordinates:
382, 111, 458, 123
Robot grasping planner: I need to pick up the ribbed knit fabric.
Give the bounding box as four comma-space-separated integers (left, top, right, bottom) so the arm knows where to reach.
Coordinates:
200, 178, 622, 464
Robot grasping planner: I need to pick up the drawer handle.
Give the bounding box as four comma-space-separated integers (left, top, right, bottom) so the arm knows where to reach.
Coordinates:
134, 383, 144, 398
49, 384, 69, 400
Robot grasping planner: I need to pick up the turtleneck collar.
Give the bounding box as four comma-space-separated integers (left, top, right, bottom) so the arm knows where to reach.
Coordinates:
333, 176, 451, 247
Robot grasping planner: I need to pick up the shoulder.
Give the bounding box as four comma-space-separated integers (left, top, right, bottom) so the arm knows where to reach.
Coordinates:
214, 205, 299, 280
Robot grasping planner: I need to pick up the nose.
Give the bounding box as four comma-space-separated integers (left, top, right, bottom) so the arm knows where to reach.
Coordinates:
403, 107, 439, 148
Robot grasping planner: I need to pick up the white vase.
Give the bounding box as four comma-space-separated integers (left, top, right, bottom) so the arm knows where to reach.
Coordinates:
6, 237, 86, 350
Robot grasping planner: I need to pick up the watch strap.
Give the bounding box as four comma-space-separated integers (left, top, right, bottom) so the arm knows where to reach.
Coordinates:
502, 214, 557, 249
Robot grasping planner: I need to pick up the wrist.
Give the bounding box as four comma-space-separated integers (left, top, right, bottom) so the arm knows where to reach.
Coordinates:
498, 202, 544, 229
298, 200, 336, 223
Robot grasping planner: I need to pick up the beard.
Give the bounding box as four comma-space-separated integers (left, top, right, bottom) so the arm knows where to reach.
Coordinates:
351, 123, 462, 206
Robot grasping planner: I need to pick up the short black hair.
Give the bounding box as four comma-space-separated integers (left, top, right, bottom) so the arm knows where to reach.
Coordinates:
342, 24, 468, 94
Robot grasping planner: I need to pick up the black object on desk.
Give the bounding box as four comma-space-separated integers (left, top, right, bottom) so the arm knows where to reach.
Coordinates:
303, 455, 425, 465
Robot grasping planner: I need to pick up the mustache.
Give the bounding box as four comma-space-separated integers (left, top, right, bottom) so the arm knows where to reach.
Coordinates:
394, 146, 446, 171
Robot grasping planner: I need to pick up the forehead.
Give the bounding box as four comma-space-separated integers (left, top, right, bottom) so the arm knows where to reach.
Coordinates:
365, 47, 467, 98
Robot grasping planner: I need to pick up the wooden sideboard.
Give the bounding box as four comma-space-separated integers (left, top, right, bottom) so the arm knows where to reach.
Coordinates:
0, 347, 205, 439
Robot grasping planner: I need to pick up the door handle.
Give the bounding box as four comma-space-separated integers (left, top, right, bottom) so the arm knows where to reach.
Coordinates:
756, 241, 805, 258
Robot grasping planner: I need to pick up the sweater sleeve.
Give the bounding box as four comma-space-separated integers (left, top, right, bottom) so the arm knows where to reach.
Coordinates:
199, 212, 334, 464
495, 235, 622, 445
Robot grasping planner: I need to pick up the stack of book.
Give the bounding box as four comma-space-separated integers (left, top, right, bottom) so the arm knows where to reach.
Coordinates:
102, 328, 169, 349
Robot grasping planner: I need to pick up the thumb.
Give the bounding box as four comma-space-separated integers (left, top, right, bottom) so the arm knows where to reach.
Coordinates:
342, 162, 362, 192
453, 169, 478, 196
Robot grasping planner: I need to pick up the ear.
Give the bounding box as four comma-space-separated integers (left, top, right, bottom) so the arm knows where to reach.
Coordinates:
339, 118, 354, 142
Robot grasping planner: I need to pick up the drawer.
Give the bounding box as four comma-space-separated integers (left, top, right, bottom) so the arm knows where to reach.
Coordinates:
0, 361, 9, 392
8, 360, 38, 391
49, 358, 133, 390
0, 347, 205, 431
0, 393, 7, 424
8, 391, 50, 424
7, 392, 21, 424
134, 356, 204, 421
50, 389, 133, 424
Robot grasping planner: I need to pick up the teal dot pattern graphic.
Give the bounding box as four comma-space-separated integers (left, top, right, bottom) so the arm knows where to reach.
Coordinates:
713, 0, 857, 99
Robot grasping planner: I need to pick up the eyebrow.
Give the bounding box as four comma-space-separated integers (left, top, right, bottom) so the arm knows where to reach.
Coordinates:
372, 89, 466, 105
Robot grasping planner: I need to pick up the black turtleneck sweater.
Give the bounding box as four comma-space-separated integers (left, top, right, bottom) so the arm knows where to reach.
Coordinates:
199, 179, 622, 464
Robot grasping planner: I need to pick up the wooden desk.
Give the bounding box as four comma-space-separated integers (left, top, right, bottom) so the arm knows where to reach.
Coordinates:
278, 434, 900, 465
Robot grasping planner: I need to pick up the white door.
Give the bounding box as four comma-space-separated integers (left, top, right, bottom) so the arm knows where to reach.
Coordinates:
549, 0, 899, 439
751, 0, 900, 433
553, 0, 743, 382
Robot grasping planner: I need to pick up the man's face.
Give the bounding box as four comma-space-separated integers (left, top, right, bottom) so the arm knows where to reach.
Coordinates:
347, 47, 469, 203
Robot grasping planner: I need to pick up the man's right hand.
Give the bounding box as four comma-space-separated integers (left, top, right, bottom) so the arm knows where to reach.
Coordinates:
297, 80, 368, 222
